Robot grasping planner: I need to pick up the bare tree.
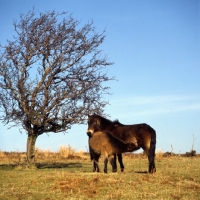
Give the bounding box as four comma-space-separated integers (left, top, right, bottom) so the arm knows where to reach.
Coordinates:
0, 9, 114, 166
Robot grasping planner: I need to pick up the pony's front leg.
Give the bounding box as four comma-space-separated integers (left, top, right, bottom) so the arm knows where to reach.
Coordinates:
117, 154, 124, 172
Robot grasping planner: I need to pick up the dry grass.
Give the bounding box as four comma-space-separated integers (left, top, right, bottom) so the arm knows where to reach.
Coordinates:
58, 145, 85, 159
0, 149, 200, 200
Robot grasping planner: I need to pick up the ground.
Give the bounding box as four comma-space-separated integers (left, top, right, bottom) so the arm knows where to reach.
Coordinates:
0, 149, 200, 200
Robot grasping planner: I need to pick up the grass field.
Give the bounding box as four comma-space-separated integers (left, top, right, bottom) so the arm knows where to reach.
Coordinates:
0, 148, 200, 200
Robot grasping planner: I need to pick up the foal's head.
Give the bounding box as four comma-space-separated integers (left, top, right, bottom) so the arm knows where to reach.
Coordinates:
87, 114, 102, 136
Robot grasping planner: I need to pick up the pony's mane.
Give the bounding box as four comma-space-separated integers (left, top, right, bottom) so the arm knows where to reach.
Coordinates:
113, 119, 120, 123
94, 114, 112, 123
93, 114, 123, 126
113, 119, 124, 126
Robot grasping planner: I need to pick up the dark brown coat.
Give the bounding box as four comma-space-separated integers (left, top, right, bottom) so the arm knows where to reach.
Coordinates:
87, 114, 156, 173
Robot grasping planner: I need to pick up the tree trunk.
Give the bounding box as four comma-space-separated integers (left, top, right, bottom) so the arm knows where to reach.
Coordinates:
26, 133, 38, 167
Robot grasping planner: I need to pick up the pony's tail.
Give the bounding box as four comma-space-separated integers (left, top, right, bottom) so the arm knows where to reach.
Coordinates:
149, 128, 156, 173
150, 128, 156, 156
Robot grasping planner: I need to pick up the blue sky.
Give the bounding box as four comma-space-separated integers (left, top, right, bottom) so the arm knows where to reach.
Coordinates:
0, 0, 200, 154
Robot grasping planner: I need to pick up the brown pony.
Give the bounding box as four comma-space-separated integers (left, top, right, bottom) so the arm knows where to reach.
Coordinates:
87, 114, 156, 173
88, 130, 137, 173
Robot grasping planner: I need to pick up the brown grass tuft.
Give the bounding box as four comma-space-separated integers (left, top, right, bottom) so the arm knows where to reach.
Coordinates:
58, 145, 76, 158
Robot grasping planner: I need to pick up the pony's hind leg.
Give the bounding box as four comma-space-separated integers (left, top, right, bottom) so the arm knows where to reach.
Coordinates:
144, 148, 156, 173
148, 154, 156, 173
148, 130, 156, 173
147, 144, 156, 173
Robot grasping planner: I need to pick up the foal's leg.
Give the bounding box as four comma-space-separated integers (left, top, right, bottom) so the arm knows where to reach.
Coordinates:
117, 154, 124, 172
109, 155, 117, 172
93, 153, 100, 172
104, 157, 108, 173
93, 160, 100, 172
103, 152, 109, 173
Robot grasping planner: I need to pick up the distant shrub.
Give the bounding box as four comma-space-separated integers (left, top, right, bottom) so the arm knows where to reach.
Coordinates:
185, 150, 196, 157
163, 152, 176, 157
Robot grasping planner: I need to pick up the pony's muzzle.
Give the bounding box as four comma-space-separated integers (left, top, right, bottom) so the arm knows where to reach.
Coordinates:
87, 131, 92, 137
87, 129, 94, 137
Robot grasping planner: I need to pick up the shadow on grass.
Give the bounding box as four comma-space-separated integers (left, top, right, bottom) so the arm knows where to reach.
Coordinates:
36, 162, 82, 169
0, 162, 83, 170
0, 164, 16, 170
135, 171, 148, 174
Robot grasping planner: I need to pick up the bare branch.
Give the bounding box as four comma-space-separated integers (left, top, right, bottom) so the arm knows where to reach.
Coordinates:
0, 9, 114, 136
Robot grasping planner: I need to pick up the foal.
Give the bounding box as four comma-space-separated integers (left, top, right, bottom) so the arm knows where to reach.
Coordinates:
88, 130, 137, 173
